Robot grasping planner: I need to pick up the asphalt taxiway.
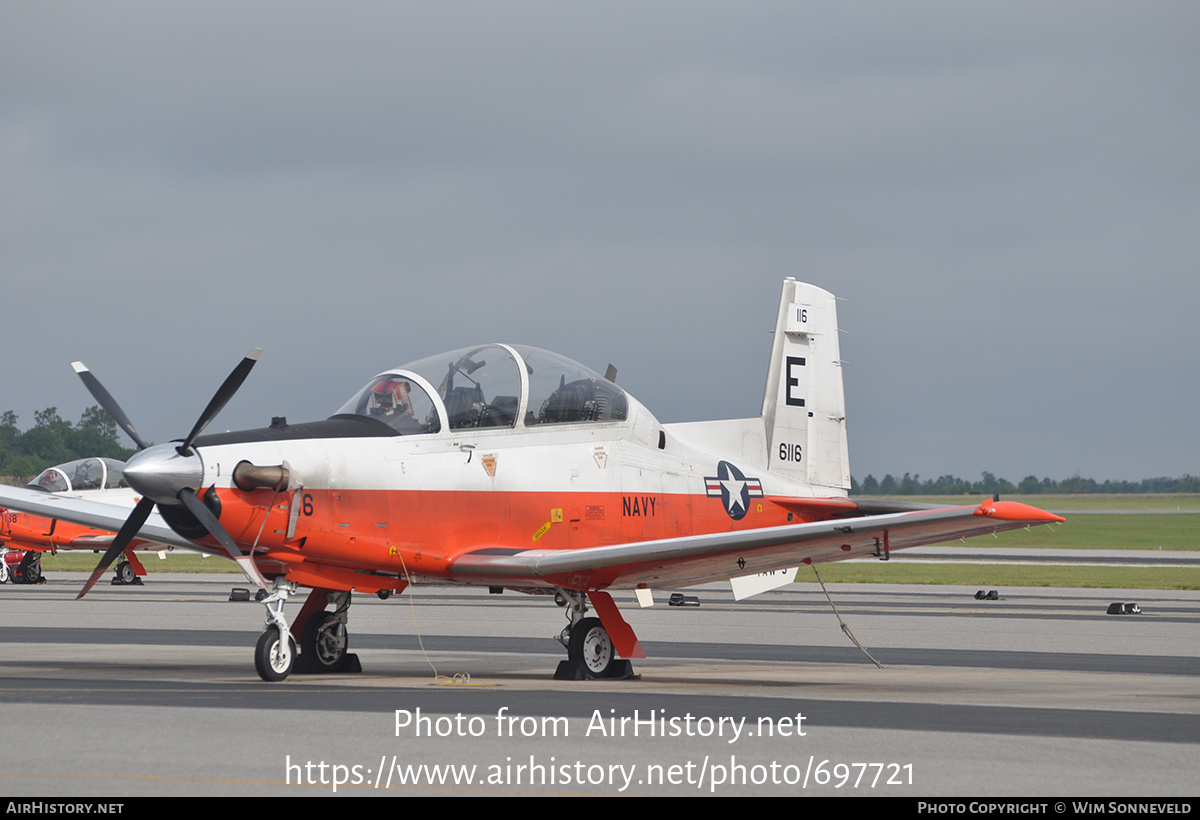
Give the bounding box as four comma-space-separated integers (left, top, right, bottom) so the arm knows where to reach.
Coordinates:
1, 573, 1197, 796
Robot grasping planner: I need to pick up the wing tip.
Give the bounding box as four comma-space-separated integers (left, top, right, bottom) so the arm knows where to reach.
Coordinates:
977, 500, 1065, 523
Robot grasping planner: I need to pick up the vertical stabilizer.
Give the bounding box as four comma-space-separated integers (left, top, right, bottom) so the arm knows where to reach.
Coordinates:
761, 279, 850, 491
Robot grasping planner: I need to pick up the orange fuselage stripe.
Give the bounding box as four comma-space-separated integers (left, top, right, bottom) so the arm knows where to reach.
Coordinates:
213, 488, 831, 578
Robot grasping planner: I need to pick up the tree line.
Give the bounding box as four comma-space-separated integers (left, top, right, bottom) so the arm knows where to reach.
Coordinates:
851, 472, 1200, 496
0, 407, 135, 481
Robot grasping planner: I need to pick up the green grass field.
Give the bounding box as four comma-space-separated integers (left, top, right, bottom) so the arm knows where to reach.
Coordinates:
36, 552, 241, 574
809, 562, 1200, 590
872, 493, 1200, 511
934, 513, 1197, 550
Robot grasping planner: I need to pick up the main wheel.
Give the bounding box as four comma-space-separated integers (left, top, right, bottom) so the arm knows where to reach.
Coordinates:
0, 560, 9, 584
301, 611, 349, 672
115, 561, 134, 585
23, 555, 41, 584
254, 628, 297, 682
568, 617, 616, 678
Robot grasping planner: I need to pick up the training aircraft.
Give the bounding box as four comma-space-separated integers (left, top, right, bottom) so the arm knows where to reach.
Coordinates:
0, 457, 173, 584
0, 279, 1063, 681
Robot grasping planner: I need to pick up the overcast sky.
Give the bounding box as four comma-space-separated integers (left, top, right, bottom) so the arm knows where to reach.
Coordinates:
2, 1, 1197, 484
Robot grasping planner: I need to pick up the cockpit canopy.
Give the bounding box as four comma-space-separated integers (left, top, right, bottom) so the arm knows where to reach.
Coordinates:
28, 457, 127, 493
335, 344, 628, 434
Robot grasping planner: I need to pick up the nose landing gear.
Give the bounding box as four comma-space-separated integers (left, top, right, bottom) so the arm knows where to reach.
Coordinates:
254, 578, 297, 682
254, 627, 297, 682
254, 582, 367, 681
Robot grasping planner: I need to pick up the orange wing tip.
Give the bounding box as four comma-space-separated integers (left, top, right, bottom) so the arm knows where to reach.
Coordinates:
975, 500, 1065, 523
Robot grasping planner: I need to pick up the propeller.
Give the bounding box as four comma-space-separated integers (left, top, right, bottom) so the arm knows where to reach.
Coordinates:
177, 349, 260, 456
73, 348, 267, 598
72, 362, 150, 451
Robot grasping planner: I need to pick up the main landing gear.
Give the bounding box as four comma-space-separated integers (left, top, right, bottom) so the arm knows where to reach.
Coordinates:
253, 581, 363, 682
3, 552, 45, 585
553, 590, 636, 681
111, 559, 142, 586
298, 591, 356, 674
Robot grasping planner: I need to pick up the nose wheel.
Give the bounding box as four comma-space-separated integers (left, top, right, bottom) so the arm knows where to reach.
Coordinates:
254, 628, 296, 682
255, 578, 297, 682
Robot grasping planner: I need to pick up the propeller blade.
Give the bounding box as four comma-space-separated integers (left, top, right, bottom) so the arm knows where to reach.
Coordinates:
71, 362, 150, 451
177, 488, 243, 559
77, 496, 156, 598
177, 487, 268, 588
178, 348, 262, 455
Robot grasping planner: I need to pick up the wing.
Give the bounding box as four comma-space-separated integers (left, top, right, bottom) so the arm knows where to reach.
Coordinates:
62, 534, 167, 550
450, 500, 1064, 590
0, 484, 204, 553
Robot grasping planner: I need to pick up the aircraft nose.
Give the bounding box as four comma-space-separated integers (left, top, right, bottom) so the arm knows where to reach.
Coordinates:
123, 443, 203, 504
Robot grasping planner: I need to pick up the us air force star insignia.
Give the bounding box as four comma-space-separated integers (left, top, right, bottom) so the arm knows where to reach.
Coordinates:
704, 461, 764, 521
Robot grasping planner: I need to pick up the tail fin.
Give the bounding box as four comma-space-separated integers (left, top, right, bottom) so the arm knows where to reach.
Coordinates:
761, 279, 850, 491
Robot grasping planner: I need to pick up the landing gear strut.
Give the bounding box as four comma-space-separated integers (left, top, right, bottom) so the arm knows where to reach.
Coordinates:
254, 578, 297, 682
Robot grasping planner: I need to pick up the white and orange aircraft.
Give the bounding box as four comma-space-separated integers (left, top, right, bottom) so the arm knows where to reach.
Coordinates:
0, 279, 1063, 681
1, 457, 171, 584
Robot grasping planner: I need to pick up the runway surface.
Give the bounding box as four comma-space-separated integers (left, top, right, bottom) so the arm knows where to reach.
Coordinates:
1, 572, 1197, 796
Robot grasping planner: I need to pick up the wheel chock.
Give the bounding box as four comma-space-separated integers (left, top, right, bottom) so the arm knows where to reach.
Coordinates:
553, 659, 639, 681
294, 652, 363, 675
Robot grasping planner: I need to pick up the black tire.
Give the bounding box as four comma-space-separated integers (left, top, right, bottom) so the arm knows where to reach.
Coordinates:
301, 611, 349, 672
0, 560, 9, 584
376, 589, 392, 600
567, 617, 616, 678
116, 561, 135, 585
24, 555, 42, 584
255, 629, 297, 682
